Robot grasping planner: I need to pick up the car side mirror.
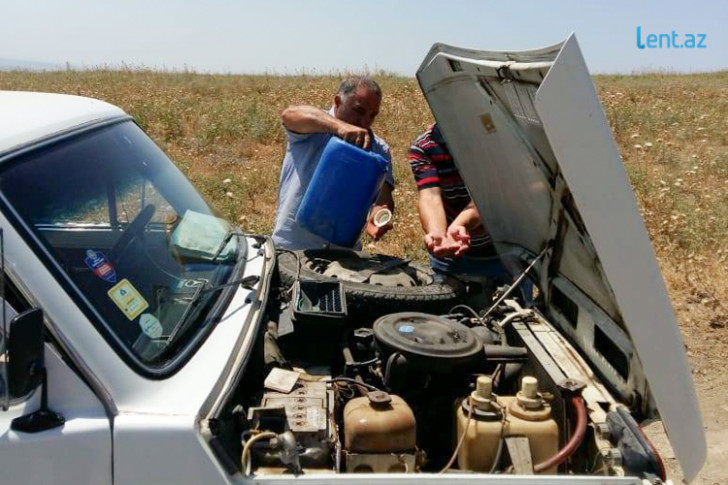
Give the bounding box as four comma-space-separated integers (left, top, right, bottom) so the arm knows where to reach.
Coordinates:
6, 308, 64, 433
8, 308, 44, 398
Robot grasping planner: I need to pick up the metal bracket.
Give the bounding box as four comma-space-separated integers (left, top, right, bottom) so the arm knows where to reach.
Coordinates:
505, 436, 533, 474
558, 378, 587, 394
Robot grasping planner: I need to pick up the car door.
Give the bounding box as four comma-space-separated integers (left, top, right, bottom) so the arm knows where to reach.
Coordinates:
0, 278, 112, 485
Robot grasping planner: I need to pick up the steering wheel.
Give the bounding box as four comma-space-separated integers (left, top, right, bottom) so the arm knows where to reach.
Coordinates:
109, 204, 156, 263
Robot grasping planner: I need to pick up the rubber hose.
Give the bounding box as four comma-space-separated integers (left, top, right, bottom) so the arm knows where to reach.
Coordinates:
533, 396, 587, 473
243, 431, 277, 475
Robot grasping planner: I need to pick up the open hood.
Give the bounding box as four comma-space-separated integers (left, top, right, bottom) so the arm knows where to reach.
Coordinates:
416, 34, 705, 482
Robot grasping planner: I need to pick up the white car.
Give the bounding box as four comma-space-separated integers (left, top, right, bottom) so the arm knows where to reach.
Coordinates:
0, 34, 705, 484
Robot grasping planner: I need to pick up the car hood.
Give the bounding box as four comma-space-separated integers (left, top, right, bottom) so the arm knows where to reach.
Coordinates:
416, 34, 705, 482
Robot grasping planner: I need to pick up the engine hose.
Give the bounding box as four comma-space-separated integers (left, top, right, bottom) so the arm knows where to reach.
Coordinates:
496, 310, 533, 329
242, 431, 277, 475
439, 396, 473, 473
533, 396, 587, 473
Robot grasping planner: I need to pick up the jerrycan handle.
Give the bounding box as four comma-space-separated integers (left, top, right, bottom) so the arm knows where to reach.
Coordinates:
332, 135, 389, 174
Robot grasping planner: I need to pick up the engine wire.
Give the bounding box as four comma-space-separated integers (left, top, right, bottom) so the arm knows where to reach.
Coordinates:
383, 351, 403, 387
324, 377, 382, 393
439, 396, 473, 473
489, 414, 507, 474
440, 396, 507, 474
242, 431, 277, 475
448, 304, 481, 321
491, 364, 504, 383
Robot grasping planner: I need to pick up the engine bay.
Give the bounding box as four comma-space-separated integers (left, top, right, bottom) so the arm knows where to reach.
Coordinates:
212, 264, 667, 480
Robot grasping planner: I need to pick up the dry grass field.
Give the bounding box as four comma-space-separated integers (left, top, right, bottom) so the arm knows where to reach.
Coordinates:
2, 69, 727, 483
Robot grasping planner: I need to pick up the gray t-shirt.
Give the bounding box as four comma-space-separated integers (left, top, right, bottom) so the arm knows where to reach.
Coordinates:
272, 126, 394, 250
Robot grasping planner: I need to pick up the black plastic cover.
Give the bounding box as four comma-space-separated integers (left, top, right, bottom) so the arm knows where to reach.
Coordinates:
293, 281, 347, 318
607, 407, 666, 481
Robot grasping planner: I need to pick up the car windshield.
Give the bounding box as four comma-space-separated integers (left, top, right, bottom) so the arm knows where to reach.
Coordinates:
0, 120, 245, 368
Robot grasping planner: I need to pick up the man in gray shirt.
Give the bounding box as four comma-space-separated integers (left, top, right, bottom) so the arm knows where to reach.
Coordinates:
272, 77, 395, 250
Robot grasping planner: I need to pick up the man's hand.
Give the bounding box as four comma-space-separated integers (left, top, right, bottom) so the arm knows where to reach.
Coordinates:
336, 122, 371, 150
281, 105, 371, 150
364, 220, 391, 240
424, 231, 462, 258
364, 205, 393, 240
425, 224, 472, 259
447, 224, 471, 258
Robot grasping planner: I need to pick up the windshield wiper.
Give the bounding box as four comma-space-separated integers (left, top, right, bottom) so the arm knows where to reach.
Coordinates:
211, 228, 246, 263
164, 279, 210, 346
161, 274, 260, 356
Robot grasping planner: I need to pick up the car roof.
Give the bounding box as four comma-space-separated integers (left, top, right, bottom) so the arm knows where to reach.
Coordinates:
0, 91, 126, 155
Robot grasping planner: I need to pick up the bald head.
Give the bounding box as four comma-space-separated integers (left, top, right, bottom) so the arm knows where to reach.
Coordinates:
336, 76, 382, 101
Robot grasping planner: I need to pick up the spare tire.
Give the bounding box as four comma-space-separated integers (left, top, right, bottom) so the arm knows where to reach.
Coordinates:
276, 249, 465, 317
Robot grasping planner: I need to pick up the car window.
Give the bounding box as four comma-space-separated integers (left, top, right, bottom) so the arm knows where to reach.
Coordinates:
116, 175, 177, 226
26, 166, 110, 225
0, 121, 244, 371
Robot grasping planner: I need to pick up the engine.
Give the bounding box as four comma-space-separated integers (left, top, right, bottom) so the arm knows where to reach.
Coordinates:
236, 293, 575, 476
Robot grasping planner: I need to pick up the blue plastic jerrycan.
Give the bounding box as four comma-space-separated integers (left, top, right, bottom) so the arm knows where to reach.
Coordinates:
296, 136, 389, 247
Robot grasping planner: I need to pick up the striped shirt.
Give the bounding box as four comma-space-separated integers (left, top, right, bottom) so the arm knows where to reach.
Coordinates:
407, 124, 496, 258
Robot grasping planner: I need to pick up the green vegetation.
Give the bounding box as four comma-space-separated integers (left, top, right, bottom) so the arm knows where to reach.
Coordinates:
2, 68, 727, 281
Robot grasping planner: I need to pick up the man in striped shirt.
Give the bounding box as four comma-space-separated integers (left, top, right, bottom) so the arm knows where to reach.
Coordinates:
407, 123, 510, 287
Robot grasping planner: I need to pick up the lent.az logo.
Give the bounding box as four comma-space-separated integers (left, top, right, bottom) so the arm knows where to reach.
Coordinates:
637, 27, 707, 49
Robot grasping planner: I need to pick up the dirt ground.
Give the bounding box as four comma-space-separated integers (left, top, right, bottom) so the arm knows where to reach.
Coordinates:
643, 262, 728, 485
645, 365, 728, 485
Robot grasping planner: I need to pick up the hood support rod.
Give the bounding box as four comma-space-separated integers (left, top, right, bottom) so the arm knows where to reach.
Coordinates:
539, 174, 569, 304
482, 245, 549, 320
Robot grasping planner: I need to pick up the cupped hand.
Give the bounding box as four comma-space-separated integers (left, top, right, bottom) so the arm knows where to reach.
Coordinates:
424, 231, 462, 258
447, 224, 471, 257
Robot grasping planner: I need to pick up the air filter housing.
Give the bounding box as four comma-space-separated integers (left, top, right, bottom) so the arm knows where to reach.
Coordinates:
373, 312, 483, 372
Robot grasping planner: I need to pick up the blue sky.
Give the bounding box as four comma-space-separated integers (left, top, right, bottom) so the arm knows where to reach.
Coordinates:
2, 0, 726, 75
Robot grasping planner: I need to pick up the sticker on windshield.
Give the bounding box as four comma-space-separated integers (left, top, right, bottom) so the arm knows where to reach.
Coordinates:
139, 313, 163, 339
84, 249, 117, 283
108, 279, 149, 321
176, 278, 208, 290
